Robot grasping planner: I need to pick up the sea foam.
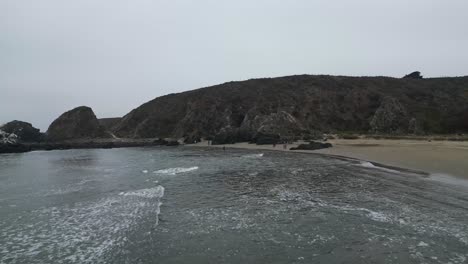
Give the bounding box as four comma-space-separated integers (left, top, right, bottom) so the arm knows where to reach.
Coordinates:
153, 166, 199, 175
2, 186, 166, 264
358, 161, 400, 174
428, 173, 468, 188
119, 185, 165, 199
242, 153, 264, 158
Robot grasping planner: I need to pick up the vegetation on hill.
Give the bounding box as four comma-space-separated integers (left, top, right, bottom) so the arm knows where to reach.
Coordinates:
112, 75, 468, 142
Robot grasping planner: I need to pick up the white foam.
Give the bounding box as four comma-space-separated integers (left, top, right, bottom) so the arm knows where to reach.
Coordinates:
1, 186, 166, 263
417, 241, 429, 247
142, 170, 148, 174
242, 153, 264, 158
358, 161, 400, 174
153, 166, 199, 175
46, 184, 83, 196
119, 186, 165, 199
429, 173, 468, 188
366, 210, 391, 223
271, 187, 393, 223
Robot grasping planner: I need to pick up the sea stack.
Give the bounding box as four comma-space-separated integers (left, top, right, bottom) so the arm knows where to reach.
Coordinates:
46, 106, 111, 141
0, 120, 43, 142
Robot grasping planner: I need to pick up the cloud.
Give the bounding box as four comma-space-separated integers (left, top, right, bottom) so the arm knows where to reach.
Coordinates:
1, 0, 467, 130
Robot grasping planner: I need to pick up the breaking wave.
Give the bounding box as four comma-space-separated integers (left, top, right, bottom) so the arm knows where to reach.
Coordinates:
119, 185, 165, 199
2, 186, 166, 263
358, 161, 401, 174
429, 173, 468, 188
119, 186, 165, 225
242, 153, 264, 158
153, 166, 199, 175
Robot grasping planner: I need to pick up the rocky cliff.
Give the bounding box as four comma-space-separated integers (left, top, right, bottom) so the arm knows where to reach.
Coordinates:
98, 117, 122, 131
112, 75, 468, 142
0, 120, 43, 142
46, 106, 111, 141
0, 129, 30, 153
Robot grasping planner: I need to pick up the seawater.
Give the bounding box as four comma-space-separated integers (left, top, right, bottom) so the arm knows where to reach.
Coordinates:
1, 147, 467, 264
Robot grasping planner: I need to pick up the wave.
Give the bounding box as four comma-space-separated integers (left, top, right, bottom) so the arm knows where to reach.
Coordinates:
358, 161, 401, 174
428, 173, 468, 188
119, 185, 165, 199
119, 186, 165, 226
241, 153, 264, 158
153, 166, 199, 175
271, 187, 392, 223
4, 187, 166, 263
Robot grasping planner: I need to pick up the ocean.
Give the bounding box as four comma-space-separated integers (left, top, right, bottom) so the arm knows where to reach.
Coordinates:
1, 147, 467, 263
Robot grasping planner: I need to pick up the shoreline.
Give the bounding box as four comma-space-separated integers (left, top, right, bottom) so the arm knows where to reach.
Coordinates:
0, 138, 179, 154
187, 139, 468, 180
3, 137, 467, 181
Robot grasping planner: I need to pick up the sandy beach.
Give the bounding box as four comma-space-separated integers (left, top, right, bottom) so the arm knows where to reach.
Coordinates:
189, 139, 468, 180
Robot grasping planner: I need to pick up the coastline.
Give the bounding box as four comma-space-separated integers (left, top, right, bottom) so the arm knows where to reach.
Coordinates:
3, 136, 467, 181
187, 139, 468, 180
0, 138, 179, 154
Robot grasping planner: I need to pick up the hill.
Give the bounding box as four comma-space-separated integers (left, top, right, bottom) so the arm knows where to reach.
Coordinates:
46, 106, 111, 141
112, 74, 468, 142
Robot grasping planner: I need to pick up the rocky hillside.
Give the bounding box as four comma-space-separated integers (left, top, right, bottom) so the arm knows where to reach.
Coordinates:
0, 129, 18, 145
112, 75, 468, 142
46, 106, 111, 141
98, 117, 122, 131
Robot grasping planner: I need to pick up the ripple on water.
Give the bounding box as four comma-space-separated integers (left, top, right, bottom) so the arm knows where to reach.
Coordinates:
153, 166, 199, 175
0, 186, 165, 264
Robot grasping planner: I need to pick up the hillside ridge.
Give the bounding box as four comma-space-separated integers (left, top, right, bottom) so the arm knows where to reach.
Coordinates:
112, 74, 468, 142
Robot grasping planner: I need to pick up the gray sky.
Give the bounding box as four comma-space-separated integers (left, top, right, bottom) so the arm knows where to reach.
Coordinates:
1, 0, 468, 131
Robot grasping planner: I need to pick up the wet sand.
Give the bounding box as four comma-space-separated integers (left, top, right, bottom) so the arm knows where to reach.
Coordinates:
189, 139, 468, 180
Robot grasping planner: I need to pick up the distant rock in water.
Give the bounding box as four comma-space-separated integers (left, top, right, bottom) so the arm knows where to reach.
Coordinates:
403, 71, 423, 79
46, 106, 111, 141
0, 120, 43, 142
290, 141, 332, 151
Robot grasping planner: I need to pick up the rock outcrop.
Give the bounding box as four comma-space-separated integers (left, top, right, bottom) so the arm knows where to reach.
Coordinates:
290, 141, 332, 151
240, 110, 305, 139
111, 75, 468, 140
98, 118, 122, 131
212, 127, 240, 145
403, 71, 423, 79
0, 120, 43, 142
370, 97, 409, 134
0, 129, 32, 153
46, 106, 111, 141
0, 129, 18, 144
408, 117, 424, 135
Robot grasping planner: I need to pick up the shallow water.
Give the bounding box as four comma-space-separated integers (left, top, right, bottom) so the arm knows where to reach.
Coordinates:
1, 147, 467, 263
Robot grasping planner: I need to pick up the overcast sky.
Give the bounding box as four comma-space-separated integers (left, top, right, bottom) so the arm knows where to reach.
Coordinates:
1, 0, 468, 131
